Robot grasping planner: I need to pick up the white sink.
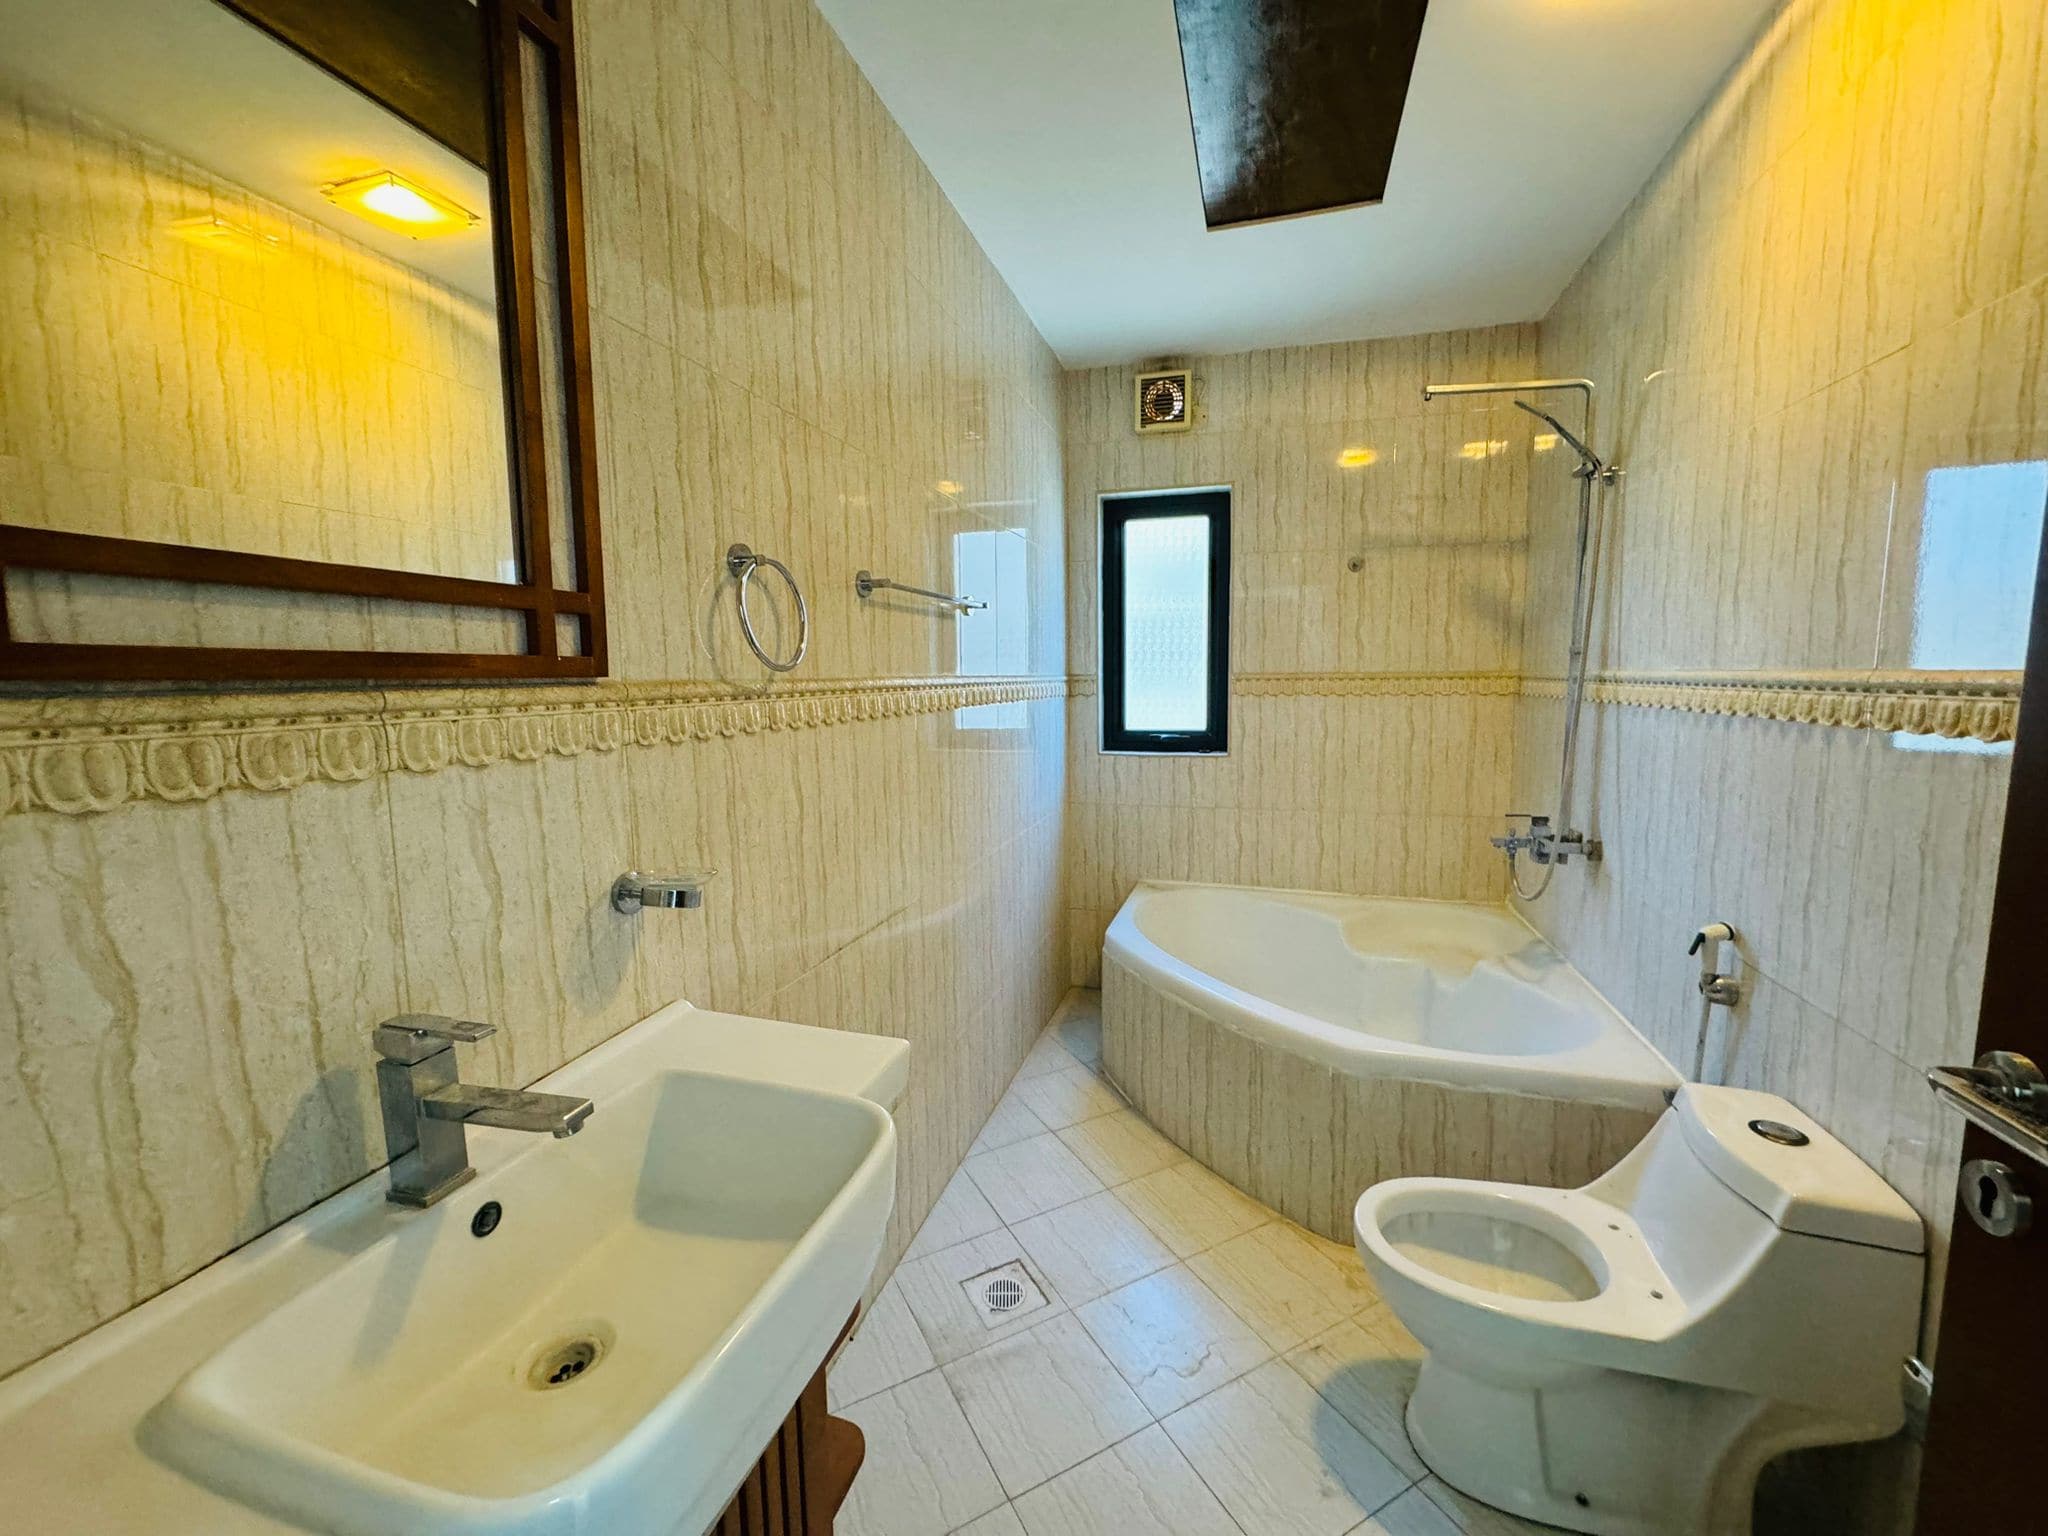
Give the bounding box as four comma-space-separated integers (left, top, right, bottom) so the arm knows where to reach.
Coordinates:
151, 1069, 896, 1536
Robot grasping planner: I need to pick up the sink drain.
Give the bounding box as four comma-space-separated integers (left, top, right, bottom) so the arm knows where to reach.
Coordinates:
526, 1333, 608, 1391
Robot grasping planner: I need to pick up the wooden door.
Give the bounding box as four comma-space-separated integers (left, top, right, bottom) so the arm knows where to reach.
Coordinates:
1913, 514, 2048, 1530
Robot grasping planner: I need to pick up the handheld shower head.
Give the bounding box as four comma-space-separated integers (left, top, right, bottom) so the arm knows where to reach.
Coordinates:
1514, 400, 1604, 479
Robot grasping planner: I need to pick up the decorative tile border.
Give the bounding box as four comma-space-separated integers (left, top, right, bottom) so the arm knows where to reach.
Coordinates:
1235, 670, 1522, 699
1068, 667, 2019, 742
1064, 671, 1521, 700
0, 676, 1068, 818
1524, 670, 2022, 743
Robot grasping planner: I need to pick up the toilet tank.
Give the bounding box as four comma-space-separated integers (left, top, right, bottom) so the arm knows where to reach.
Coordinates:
1590, 1085, 1923, 1300
1673, 1086, 1924, 1254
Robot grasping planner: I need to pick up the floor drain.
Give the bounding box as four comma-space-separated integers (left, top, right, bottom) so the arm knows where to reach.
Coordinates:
526, 1333, 608, 1391
960, 1261, 1048, 1327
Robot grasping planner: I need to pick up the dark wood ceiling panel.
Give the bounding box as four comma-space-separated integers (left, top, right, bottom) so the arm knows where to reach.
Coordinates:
1173, 0, 1431, 230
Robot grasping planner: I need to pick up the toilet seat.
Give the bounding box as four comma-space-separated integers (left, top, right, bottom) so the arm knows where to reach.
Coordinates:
1356, 1178, 1687, 1348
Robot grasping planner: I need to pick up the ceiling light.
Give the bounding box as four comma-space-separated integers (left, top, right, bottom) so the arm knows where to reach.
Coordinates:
320, 171, 478, 237
169, 214, 280, 257
1336, 447, 1379, 469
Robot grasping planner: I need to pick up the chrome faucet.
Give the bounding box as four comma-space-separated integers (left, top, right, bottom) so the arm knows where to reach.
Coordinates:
1491, 813, 1602, 867
611, 870, 715, 912
373, 1015, 595, 1208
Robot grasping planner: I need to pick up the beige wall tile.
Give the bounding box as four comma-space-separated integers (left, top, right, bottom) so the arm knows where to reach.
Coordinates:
1061, 331, 1533, 981
0, 0, 1069, 1382
1507, 6, 2041, 1524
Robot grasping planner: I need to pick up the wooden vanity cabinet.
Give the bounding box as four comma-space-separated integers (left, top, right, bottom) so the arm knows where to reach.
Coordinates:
708, 1311, 865, 1535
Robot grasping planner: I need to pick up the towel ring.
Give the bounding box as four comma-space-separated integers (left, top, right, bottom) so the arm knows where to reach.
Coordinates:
725, 543, 809, 672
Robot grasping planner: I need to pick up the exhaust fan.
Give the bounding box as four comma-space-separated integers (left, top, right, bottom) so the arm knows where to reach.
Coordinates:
1134, 369, 1194, 434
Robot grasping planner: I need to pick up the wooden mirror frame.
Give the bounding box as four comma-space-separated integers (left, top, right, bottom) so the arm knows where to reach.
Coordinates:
0, 0, 607, 684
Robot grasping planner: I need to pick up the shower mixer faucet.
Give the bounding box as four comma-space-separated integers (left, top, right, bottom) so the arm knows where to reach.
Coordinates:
1492, 813, 1602, 867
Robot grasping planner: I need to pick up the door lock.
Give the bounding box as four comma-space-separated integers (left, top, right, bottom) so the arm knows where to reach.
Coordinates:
1961, 1158, 2032, 1238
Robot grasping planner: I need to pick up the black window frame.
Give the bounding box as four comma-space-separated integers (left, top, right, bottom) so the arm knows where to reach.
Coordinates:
1100, 488, 1231, 755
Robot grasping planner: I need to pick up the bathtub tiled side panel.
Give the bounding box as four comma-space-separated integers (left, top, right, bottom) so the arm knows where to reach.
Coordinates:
1345, 1075, 1497, 1190
1104, 956, 1660, 1242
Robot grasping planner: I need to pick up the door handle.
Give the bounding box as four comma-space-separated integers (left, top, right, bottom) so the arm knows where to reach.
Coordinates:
1928, 1051, 2048, 1169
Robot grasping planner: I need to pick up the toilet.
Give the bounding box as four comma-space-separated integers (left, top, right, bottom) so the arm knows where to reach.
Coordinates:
1353, 1085, 1924, 1536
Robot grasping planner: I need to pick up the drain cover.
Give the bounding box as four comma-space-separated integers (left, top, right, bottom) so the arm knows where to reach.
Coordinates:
526, 1333, 607, 1391
960, 1261, 1048, 1327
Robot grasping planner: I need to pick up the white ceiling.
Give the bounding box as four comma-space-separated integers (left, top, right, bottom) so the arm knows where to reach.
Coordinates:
817, 0, 1777, 368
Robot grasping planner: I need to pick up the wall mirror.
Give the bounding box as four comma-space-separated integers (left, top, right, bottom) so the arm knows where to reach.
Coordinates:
0, 0, 605, 682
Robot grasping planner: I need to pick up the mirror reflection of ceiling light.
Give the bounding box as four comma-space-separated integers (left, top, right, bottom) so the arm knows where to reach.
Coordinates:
936, 480, 964, 496
169, 213, 281, 257
1459, 439, 1510, 460
1336, 446, 1379, 469
320, 171, 478, 237
1533, 433, 1562, 453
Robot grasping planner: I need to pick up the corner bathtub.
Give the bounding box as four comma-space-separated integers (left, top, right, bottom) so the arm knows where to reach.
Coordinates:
1102, 882, 1678, 1244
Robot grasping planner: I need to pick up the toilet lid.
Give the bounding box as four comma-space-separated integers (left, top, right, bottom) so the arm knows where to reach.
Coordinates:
1676, 1086, 1925, 1254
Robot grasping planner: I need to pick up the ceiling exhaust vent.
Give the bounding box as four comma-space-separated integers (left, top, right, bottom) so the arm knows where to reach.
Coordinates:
1134, 368, 1194, 434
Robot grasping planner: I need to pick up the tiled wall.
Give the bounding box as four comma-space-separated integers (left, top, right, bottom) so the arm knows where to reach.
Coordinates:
0, 0, 1067, 1379
1515, 0, 2045, 1524
1060, 329, 1538, 980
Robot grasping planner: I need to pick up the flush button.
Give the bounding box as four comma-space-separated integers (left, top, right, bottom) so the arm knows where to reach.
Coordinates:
1748, 1118, 1810, 1147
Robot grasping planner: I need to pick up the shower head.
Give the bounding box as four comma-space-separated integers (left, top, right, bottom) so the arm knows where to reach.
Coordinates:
1421, 375, 1608, 480
1514, 400, 1603, 478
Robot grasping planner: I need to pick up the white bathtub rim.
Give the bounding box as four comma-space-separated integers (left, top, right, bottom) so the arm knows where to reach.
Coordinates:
1104, 880, 1679, 1111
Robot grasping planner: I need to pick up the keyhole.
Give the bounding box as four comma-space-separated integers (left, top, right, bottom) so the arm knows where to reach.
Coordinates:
1978, 1175, 2001, 1219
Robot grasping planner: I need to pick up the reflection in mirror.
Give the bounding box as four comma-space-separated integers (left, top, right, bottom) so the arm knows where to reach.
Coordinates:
1891, 458, 2046, 756
0, 0, 516, 586
953, 527, 1029, 729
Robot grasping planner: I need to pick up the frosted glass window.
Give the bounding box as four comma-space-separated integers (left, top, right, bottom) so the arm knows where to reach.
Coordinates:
1121, 516, 1213, 731
1100, 488, 1229, 754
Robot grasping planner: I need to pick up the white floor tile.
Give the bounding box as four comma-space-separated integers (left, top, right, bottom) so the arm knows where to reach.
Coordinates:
1284, 1305, 1426, 1479
1052, 998, 1103, 1069
1014, 1063, 1127, 1130
1056, 1109, 1187, 1188
971, 1085, 1053, 1156
952, 1504, 1029, 1536
830, 1278, 937, 1410
1112, 1159, 1273, 1257
941, 1314, 1153, 1498
1352, 1484, 1465, 1535
1188, 1221, 1380, 1351
1011, 1424, 1241, 1536
1012, 1190, 1176, 1305
897, 1229, 1071, 1364
964, 1132, 1106, 1224
907, 1167, 1009, 1261
1017, 1029, 1083, 1080
1416, 1476, 1557, 1535
837, 1371, 1006, 1536
1075, 1263, 1272, 1416
1162, 1359, 1411, 1536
